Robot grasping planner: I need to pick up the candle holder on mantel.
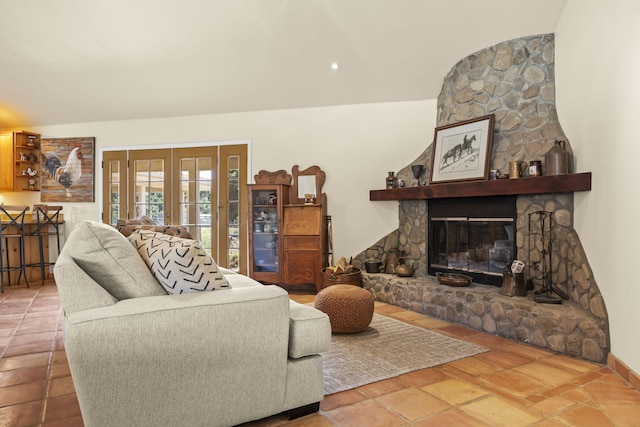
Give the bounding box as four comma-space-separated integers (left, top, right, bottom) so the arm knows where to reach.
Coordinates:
527, 210, 569, 304
411, 164, 425, 186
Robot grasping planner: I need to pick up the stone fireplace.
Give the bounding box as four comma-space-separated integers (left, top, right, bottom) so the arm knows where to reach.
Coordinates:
353, 34, 609, 363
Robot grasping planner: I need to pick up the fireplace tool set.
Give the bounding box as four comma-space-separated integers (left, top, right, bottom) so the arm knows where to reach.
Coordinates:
528, 210, 569, 304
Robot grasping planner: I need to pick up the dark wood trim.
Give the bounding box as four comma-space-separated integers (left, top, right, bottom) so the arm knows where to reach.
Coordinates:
370, 172, 591, 201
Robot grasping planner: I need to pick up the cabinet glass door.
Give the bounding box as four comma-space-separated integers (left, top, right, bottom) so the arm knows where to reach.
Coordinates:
251, 189, 280, 274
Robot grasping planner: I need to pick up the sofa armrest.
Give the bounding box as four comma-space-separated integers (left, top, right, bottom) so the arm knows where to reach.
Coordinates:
63, 285, 293, 427
288, 301, 331, 358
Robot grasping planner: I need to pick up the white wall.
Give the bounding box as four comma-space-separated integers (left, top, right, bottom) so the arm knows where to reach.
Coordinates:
556, 0, 640, 373
0, 100, 436, 262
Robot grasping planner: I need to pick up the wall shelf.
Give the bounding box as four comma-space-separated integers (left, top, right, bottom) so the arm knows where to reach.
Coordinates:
370, 172, 591, 201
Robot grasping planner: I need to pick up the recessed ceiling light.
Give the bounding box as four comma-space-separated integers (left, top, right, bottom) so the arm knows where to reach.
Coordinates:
330, 61, 341, 71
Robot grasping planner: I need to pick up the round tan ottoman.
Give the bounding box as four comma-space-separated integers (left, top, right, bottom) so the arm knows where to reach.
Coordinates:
314, 285, 374, 334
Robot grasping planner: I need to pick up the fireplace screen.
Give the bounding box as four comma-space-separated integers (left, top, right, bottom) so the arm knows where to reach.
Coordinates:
430, 217, 514, 273
428, 196, 517, 286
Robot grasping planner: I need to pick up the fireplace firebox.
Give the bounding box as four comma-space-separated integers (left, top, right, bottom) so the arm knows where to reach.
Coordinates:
428, 196, 517, 286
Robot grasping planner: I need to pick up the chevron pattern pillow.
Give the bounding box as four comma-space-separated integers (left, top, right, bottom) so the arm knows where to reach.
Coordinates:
128, 230, 231, 294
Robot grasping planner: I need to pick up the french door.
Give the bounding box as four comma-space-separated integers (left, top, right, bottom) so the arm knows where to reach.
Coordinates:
102, 145, 247, 273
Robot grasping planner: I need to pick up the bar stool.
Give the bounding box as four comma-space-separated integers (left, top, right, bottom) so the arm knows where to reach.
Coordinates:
28, 205, 63, 284
0, 205, 30, 292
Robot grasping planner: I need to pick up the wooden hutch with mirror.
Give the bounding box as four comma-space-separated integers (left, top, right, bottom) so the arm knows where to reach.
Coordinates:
248, 165, 328, 291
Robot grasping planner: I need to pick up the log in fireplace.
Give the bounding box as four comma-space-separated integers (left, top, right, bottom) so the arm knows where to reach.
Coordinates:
428, 196, 516, 286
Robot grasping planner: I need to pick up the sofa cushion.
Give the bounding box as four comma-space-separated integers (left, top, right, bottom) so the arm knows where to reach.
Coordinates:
118, 215, 156, 225
129, 230, 231, 294
288, 301, 331, 358
116, 217, 193, 239
64, 221, 167, 300
118, 224, 194, 239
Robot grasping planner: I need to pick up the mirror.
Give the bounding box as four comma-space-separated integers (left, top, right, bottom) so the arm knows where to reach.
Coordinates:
297, 176, 316, 198
291, 165, 326, 205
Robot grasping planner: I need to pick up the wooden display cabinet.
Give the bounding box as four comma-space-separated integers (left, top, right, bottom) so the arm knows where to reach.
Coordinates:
0, 131, 41, 192
248, 166, 329, 291
247, 183, 289, 284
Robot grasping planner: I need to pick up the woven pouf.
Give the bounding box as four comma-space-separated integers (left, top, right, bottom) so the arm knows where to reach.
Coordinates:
314, 285, 374, 334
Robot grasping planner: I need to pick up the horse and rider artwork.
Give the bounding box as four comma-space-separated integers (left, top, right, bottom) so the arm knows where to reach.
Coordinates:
438, 131, 481, 173
429, 114, 495, 184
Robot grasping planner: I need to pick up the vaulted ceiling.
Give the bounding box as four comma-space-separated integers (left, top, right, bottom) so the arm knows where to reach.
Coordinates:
0, 0, 566, 129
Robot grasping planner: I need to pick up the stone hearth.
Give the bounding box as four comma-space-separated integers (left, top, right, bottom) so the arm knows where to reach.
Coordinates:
354, 34, 609, 363
362, 273, 606, 363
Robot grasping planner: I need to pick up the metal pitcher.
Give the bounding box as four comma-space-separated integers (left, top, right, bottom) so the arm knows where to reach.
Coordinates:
499, 271, 527, 297
384, 247, 403, 274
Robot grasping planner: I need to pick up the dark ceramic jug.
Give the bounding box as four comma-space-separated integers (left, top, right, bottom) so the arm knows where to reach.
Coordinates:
544, 140, 570, 175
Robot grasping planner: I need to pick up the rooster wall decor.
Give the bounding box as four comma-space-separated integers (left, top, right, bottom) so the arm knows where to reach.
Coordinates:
43, 143, 83, 199
40, 137, 95, 202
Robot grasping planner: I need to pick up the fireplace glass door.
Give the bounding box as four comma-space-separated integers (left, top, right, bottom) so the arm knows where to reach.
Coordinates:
428, 196, 517, 286
431, 216, 514, 274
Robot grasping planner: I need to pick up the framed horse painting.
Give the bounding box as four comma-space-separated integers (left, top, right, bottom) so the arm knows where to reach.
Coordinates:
429, 114, 494, 184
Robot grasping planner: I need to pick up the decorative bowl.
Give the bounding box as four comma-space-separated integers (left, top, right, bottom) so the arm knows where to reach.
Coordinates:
364, 261, 382, 273
435, 272, 472, 287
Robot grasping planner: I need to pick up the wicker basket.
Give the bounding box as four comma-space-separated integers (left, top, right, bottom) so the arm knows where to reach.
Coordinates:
320, 267, 362, 289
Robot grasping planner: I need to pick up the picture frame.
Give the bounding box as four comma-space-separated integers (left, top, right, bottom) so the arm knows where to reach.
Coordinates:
429, 114, 495, 184
40, 137, 95, 202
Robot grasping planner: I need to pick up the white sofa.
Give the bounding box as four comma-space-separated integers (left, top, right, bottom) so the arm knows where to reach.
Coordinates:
54, 221, 331, 427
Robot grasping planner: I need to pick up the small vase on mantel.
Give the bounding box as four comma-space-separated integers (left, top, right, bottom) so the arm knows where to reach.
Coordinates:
385, 172, 397, 189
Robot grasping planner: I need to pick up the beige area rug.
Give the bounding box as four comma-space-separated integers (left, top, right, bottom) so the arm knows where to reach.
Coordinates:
322, 313, 488, 395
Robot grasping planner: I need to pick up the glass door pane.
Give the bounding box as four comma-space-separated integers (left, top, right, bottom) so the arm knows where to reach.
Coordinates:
102, 151, 127, 225
219, 144, 247, 274
226, 156, 240, 270
129, 150, 171, 224
173, 147, 217, 261
251, 188, 280, 273
430, 217, 469, 270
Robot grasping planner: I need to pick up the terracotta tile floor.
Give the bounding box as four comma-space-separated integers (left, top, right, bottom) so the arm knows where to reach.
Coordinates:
2, 284, 640, 426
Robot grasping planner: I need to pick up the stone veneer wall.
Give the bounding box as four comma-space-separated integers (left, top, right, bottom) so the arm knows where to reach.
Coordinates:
353, 34, 609, 362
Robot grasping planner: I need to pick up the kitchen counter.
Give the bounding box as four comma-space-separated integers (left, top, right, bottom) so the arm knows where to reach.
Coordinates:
0, 213, 65, 224
1, 213, 65, 283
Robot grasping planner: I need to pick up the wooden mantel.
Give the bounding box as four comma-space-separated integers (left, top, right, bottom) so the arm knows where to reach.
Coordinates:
370, 172, 591, 201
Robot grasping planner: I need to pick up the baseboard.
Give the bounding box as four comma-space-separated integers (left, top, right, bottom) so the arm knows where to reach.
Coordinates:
607, 352, 640, 390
